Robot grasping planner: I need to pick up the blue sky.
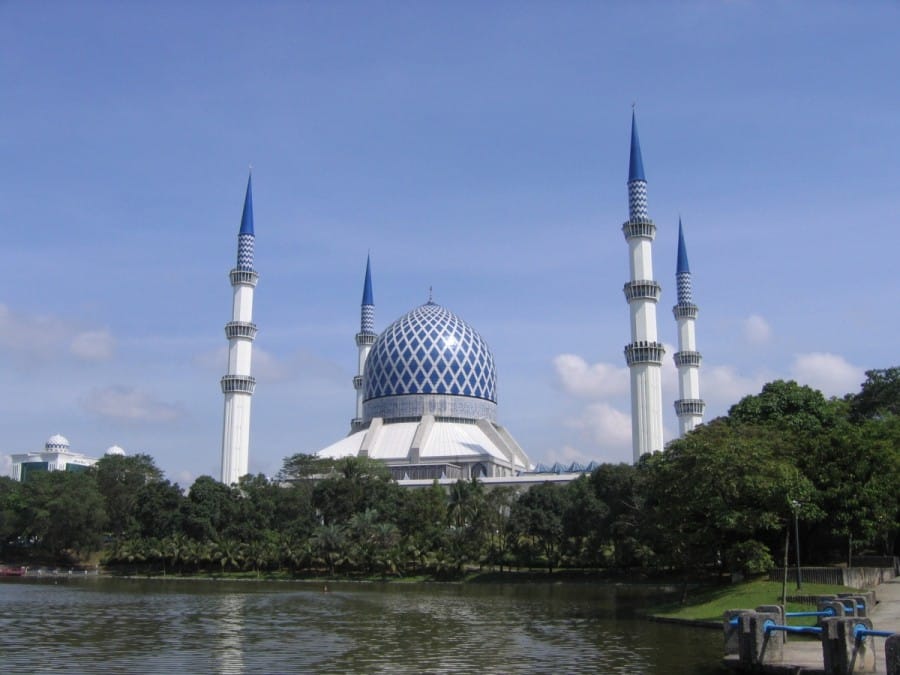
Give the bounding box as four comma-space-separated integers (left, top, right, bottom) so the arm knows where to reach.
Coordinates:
2, 1, 898, 484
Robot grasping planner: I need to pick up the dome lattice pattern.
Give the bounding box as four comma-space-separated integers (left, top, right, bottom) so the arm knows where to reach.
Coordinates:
364, 303, 496, 403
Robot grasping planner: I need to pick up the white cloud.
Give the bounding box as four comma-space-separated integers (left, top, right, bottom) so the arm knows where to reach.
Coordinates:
743, 314, 772, 344
0, 303, 116, 364
82, 386, 185, 422
193, 345, 343, 383
0, 303, 69, 359
566, 402, 632, 450
70, 330, 115, 361
553, 353, 629, 399
703, 364, 769, 412
790, 352, 864, 397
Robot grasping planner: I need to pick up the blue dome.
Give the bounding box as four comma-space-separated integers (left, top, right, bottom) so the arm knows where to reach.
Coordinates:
363, 302, 497, 421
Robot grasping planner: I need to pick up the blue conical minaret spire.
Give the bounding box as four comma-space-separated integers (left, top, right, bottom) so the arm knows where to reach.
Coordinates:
237, 173, 255, 270
672, 217, 704, 436
353, 254, 377, 430
361, 254, 375, 334
676, 217, 692, 304
628, 111, 649, 220
629, 111, 646, 183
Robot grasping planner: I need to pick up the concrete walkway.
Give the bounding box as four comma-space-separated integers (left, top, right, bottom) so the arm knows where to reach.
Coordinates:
870, 576, 900, 633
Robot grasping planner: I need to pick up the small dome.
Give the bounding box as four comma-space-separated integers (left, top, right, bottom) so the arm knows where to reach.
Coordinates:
45, 434, 70, 451
105, 445, 126, 456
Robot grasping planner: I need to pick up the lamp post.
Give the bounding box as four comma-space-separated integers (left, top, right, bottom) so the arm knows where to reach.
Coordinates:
791, 500, 802, 590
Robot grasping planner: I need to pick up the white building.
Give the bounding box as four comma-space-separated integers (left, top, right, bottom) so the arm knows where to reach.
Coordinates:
10, 436, 127, 482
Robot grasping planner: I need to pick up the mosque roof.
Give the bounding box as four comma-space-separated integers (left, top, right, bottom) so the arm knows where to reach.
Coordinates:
363, 302, 496, 406
318, 417, 531, 471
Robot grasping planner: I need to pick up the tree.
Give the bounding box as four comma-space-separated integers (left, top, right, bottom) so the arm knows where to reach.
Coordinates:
851, 367, 900, 420
93, 454, 164, 539
563, 476, 608, 568
20, 471, 107, 560
509, 482, 570, 573
132, 480, 185, 539
729, 380, 844, 435
642, 420, 820, 584
589, 463, 650, 570
183, 476, 240, 541
0, 477, 24, 558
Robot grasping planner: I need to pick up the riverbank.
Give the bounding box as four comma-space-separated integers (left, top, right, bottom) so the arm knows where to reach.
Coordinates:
646, 579, 858, 625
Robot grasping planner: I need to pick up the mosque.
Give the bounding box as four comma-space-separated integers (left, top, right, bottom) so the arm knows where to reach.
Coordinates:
218, 113, 705, 486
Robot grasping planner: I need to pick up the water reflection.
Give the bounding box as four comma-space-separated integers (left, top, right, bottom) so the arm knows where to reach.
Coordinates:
0, 578, 724, 674
214, 594, 245, 674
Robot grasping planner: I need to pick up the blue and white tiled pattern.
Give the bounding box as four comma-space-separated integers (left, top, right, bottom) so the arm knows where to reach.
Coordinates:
361, 304, 375, 334
237, 233, 255, 270
364, 302, 497, 403
628, 180, 648, 220
676, 272, 692, 304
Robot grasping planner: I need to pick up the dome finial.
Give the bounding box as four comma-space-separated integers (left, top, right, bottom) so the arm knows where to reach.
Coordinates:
428, 286, 434, 304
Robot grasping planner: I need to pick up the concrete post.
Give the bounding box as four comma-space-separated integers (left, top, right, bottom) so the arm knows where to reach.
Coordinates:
822, 617, 876, 674
819, 600, 847, 627
746, 612, 783, 665
837, 594, 868, 617
756, 605, 786, 644
885, 634, 900, 675
724, 610, 754, 655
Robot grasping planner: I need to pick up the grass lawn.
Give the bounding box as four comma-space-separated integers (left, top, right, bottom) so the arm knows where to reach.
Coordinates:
649, 578, 858, 623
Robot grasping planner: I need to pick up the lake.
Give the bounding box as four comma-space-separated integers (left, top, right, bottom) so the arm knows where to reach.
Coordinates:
0, 577, 725, 673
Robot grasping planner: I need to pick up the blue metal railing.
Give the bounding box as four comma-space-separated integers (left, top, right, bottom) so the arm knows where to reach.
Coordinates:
764, 619, 823, 636
853, 624, 896, 643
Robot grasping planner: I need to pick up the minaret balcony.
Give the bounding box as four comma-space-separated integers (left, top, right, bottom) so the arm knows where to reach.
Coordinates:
225, 321, 258, 340
673, 303, 698, 320
356, 332, 376, 347
230, 269, 259, 287
622, 218, 656, 241
674, 350, 702, 367
675, 399, 706, 416
623, 280, 661, 302
220, 375, 256, 394
353, 375, 364, 390
624, 341, 665, 366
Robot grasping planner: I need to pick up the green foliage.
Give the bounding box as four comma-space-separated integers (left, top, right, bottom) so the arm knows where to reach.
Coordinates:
7, 368, 899, 576
850, 367, 900, 420
93, 454, 164, 538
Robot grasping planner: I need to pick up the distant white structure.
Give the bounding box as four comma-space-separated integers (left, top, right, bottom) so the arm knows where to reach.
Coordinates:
9, 435, 126, 481
673, 219, 705, 435
622, 112, 665, 461
220, 174, 258, 486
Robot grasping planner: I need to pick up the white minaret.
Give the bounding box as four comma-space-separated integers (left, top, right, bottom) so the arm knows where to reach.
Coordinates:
352, 254, 376, 431
220, 174, 258, 485
622, 112, 665, 462
673, 218, 705, 434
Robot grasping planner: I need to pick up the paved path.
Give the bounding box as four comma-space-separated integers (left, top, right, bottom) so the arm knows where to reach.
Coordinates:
870, 576, 900, 633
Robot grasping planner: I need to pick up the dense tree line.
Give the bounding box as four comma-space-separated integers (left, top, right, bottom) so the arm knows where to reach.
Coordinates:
1, 369, 897, 579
